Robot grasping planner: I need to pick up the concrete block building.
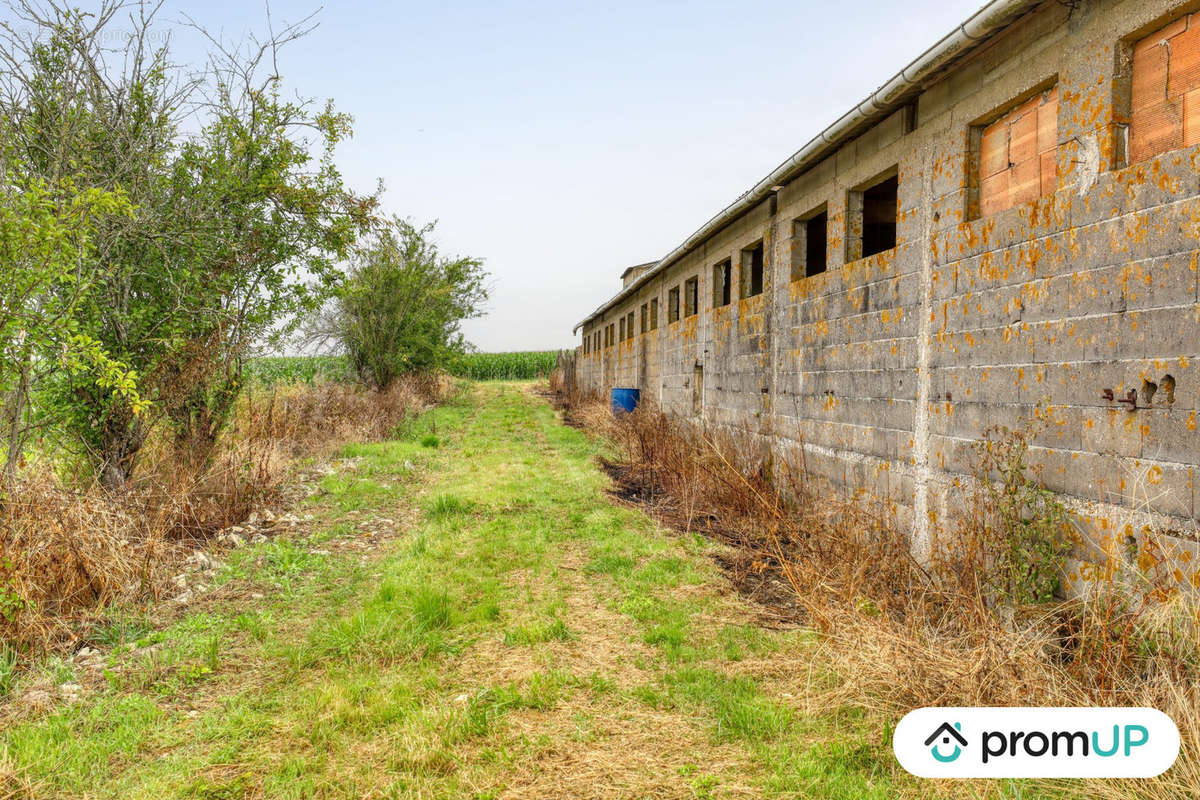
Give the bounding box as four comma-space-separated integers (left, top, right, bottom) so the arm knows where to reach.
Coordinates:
572, 0, 1200, 588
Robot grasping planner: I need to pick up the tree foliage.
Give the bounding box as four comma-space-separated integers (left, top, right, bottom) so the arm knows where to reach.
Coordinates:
312, 219, 489, 389
0, 172, 137, 486
0, 0, 377, 486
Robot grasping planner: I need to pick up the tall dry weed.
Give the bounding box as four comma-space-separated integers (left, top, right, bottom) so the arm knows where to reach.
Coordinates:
563, 394, 1200, 797
0, 374, 450, 656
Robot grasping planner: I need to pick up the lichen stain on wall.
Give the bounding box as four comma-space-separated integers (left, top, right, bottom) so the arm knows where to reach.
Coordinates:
574, 0, 1200, 564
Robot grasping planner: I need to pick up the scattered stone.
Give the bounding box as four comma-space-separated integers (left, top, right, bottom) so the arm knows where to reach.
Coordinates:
173, 589, 193, 605
454, 693, 470, 704
172, 574, 188, 588
76, 646, 99, 659
217, 531, 246, 548
187, 550, 214, 571
309, 549, 331, 556
251, 533, 268, 544
22, 688, 53, 710
250, 593, 265, 600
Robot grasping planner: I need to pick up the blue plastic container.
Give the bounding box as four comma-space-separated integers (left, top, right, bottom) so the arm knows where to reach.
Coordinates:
610, 387, 640, 415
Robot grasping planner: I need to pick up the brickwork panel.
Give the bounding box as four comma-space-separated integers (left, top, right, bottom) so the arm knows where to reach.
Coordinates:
979, 86, 1059, 217
1131, 12, 1200, 164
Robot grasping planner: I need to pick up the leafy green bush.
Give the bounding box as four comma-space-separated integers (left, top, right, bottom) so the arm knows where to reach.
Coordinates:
0, 5, 374, 487
308, 219, 488, 389
970, 424, 1072, 605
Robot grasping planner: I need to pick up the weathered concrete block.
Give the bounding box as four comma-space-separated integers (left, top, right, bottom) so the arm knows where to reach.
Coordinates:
574, 0, 1200, 542
1142, 407, 1200, 464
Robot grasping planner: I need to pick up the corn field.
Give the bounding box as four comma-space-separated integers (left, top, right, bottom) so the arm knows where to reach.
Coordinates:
245, 356, 355, 386
449, 351, 559, 380
246, 352, 560, 384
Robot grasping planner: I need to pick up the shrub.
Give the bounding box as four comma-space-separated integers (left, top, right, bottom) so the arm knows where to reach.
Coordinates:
959, 424, 1072, 606
308, 219, 488, 389
0, 4, 375, 489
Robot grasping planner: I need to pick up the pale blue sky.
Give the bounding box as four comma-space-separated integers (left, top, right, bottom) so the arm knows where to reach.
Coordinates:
122, 0, 984, 350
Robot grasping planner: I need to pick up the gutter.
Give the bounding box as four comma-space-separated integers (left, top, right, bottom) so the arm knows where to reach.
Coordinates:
573, 0, 1042, 334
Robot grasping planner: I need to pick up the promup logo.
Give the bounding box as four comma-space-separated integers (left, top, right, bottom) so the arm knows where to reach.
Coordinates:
924, 722, 967, 763
894, 708, 1179, 778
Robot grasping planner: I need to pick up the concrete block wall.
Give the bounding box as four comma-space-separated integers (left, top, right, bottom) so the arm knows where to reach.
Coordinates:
576, 0, 1200, 589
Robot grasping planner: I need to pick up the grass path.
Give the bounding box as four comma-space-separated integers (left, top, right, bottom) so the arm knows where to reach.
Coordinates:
0, 382, 909, 799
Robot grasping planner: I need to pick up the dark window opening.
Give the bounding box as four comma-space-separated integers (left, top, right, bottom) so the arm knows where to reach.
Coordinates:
640, 303, 648, 333
618, 317, 626, 341
684, 276, 698, 316
668, 286, 680, 323
861, 175, 898, 258
650, 298, 658, 330
741, 242, 764, 298
712, 259, 732, 307
626, 311, 635, 339
805, 212, 828, 276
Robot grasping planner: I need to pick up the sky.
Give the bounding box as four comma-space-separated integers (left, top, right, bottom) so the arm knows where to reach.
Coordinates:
91, 0, 985, 351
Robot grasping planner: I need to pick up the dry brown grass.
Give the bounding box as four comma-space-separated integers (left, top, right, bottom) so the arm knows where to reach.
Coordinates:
0, 749, 42, 800
559, 392, 1200, 798
0, 373, 451, 656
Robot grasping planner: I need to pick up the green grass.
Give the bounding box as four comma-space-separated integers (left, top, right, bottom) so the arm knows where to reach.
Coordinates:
503, 615, 573, 646
0, 643, 17, 698
0, 381, 1053, 799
